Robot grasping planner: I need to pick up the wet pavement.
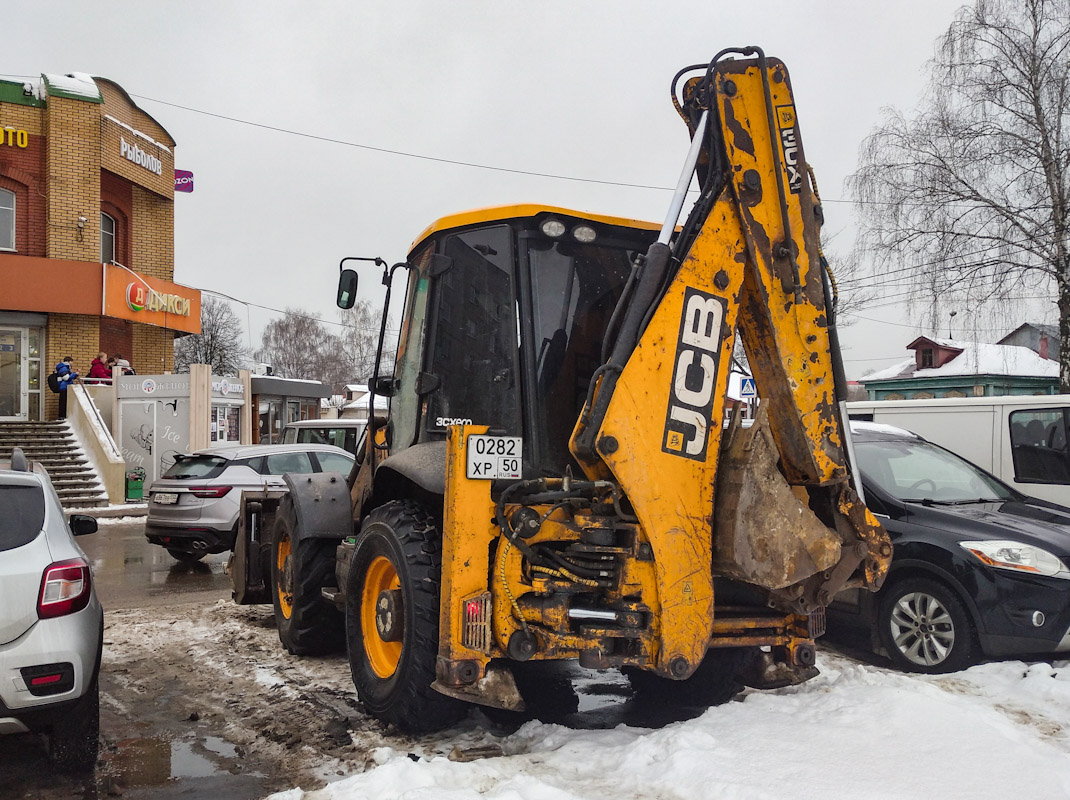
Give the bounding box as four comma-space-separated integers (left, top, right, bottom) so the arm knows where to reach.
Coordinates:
1, 519, 279, 800
1, 518, 844, 799
81, 518, 233, 610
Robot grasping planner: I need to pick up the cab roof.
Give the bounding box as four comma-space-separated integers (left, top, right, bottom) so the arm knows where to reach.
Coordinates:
409, 204, 661, 255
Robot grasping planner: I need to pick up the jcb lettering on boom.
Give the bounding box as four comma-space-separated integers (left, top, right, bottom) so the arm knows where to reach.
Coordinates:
662, 287, 726, 461
776, 105, 802, 194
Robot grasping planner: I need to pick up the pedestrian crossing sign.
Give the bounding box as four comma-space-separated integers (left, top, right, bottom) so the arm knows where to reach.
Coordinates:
740, 377, 757, 398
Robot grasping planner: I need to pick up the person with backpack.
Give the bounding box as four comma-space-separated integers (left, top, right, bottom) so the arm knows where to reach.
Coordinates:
54, 357, 79, 419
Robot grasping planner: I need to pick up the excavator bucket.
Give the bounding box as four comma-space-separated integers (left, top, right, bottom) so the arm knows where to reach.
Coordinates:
713, 405, 842, 590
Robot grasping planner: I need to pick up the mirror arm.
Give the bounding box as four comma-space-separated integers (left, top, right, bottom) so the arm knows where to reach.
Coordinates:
338, 255, 386, 273
366, 261, 413, 461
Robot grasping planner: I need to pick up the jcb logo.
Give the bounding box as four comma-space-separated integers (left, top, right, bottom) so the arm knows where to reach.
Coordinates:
662, 288, 725, 461
776, 105, 802, 194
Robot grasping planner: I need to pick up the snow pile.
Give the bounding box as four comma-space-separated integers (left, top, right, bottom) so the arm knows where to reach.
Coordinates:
271, 654, 1070, 800
42, 72, 101, 101
103, 114, 171, 153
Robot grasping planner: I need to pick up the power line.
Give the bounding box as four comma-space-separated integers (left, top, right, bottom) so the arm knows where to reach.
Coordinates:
192, 286, 400, 337
3, 71, 1039, 211
130, 93, 679, 193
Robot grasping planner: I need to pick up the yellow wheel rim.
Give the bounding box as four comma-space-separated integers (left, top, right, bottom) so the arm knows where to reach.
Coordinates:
276, 531, 293, 620
362, 555, 402, 678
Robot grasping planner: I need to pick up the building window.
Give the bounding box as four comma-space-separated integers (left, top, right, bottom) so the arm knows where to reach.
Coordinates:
920, 349, 934, 368
0, 189, 14, 251
101, 212, 115, 264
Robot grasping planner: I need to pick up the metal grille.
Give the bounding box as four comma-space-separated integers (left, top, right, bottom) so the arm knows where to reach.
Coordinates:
462, 592, 493, 653
808, 607, 827, 639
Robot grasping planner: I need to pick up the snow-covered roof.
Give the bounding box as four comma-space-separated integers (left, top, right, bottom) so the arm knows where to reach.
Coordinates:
42, 72, 101, 101
345, 383, 370, 392
344, 394, 389, 411
861, 342, 1058, 383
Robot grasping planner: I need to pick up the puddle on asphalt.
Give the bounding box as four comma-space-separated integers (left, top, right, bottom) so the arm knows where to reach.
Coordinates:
102, 733, 235, 786
171, 740, 221, 779
203, 735, 238, 759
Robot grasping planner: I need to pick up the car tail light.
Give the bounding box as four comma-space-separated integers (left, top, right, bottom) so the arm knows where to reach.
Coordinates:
38, 559, 92, 619
187, 485, 233, 498
20, 662, 75, 696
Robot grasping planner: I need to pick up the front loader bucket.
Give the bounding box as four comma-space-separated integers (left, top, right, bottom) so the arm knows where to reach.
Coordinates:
713, 406, 841, 590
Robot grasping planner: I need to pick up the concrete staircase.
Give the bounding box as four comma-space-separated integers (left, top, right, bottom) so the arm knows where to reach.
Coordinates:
0, 421, 109, 509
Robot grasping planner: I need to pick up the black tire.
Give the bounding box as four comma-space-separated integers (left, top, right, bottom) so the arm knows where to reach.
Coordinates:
877, 576, 977, 674
167, 548, 204, 563
271, 501, 344, 655
50, 677, 99, 772
346, 500, 465, 733
625, 648, 751, 707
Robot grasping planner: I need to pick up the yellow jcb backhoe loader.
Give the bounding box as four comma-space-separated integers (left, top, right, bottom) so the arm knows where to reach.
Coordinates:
231, 47, 891, 733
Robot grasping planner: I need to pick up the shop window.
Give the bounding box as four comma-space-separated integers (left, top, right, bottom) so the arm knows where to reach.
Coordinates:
0, 189, 13, 251
1009, 408, 1070, 484
101, 212, 116, 264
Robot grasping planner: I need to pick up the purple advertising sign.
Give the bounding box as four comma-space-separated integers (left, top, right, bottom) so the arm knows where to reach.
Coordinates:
174, 169, 194, 193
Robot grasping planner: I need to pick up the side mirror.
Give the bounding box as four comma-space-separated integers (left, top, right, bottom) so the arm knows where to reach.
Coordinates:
374, 375, 396, 397
69, 514, 98, 536
337, 269, 359, 309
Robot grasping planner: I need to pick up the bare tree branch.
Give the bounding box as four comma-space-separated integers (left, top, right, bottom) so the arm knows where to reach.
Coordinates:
850, 0, 1070, 389
173, 296, 249, 374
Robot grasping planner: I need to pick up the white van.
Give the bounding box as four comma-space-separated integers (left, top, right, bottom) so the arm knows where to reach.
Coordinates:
279, 419, 366, 455
846, 396, 1070, 506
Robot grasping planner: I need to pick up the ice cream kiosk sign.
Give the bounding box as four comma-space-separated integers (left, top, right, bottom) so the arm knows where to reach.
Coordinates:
103, 264, 201, 334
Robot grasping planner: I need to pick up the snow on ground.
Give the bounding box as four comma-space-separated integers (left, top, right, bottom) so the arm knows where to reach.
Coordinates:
271, 653, 1070, 800
102, 599, 1070, 799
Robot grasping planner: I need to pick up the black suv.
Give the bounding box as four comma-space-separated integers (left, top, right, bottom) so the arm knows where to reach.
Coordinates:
829, 422, 1070, 673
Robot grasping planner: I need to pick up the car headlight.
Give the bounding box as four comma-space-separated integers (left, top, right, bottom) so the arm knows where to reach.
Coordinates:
959, 540, 1070, 580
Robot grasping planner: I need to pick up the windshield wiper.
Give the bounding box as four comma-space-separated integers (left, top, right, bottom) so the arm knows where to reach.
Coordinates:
904, 498, 1001, 506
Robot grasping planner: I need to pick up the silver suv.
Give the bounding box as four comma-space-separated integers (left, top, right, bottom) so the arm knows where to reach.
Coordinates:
145, 443, 355, 562
0, 448, 102, 771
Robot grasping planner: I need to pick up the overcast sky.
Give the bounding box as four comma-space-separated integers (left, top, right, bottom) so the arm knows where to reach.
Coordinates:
6, 0, 1043, 379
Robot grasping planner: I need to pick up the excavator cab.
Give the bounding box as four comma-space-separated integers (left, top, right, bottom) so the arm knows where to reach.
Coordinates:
350, 207, 660, 477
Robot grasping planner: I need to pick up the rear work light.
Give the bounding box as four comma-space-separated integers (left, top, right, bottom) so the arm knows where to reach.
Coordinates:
38, 559, 92, 619
187, 485, 233, 498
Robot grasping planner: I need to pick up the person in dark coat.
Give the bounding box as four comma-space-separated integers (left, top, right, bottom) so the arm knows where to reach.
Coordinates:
55, 357, 79, 419
88, 352, 112, 384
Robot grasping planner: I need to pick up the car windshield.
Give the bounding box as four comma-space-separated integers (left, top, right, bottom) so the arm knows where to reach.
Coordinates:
855, 438, 1013, 503
0, 484, 45, 552
163, 455, 228, 479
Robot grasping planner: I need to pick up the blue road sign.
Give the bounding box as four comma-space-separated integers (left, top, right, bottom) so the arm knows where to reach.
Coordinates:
740, 377, 757, 398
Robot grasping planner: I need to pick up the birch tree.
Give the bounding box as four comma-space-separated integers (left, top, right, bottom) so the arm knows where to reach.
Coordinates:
850, 0, 1070, 388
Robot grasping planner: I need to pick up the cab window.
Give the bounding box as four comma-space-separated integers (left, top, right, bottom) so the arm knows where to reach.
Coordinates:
426, 225, 520, 437
1009, 408, 1070, 484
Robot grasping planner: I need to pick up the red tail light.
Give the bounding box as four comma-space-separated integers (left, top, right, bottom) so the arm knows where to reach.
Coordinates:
38, 559, 92, 619
187, 485, 233, 498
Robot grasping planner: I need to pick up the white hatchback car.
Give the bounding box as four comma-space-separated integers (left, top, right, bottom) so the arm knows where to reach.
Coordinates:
145, 443, 355, 562
0, 448, 102, 771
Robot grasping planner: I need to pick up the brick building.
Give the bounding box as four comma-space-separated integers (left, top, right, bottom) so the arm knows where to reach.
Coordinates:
0, 73, 200, 421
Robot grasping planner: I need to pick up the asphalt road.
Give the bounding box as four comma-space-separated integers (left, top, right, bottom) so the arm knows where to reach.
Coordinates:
2, 518, 881, 800
1, 518, 277, 800
81, 517, 233, 610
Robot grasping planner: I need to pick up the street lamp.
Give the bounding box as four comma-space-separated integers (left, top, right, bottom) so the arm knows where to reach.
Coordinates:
948, 310, 957, 339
